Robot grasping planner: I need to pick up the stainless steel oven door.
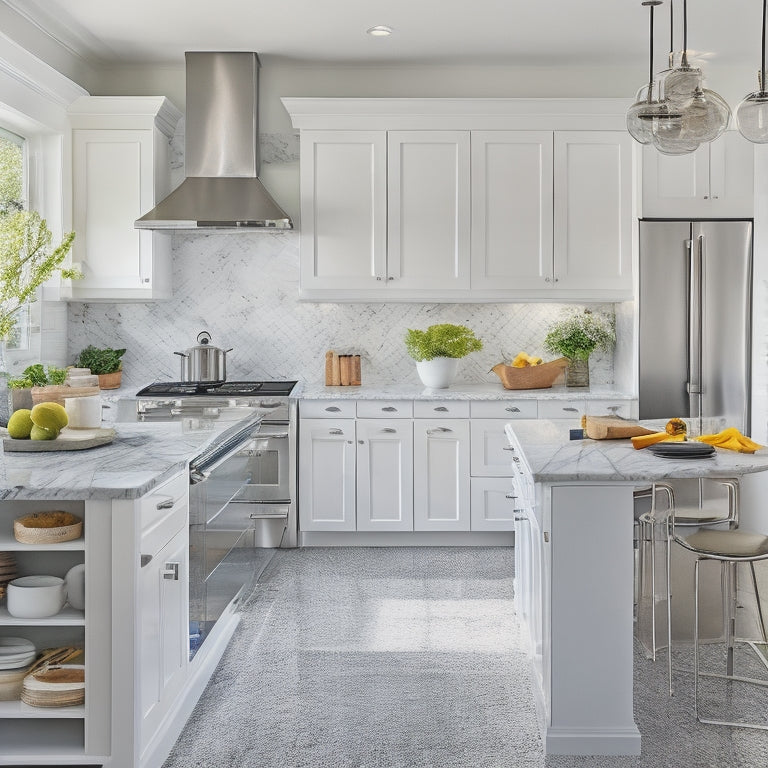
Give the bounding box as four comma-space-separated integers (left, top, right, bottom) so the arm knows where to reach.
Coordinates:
230, 425, 291, 503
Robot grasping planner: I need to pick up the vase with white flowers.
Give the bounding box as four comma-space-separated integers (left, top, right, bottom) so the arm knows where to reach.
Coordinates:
543, 309, 615, 388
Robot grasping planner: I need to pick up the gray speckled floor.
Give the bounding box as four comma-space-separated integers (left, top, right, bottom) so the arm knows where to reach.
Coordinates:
163, 547, 768, 768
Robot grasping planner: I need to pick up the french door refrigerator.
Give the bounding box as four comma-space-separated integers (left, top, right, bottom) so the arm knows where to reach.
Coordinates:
638, 219, 753, 434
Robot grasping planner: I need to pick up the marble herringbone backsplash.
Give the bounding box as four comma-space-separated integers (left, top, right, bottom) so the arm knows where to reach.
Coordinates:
67, 231, 619, 391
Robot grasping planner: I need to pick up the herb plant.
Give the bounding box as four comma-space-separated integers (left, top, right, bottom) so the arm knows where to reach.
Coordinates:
404, 323, 483, 362
7, 363, 67, 389
543, 309, 615, 361
74, 345, 126, 374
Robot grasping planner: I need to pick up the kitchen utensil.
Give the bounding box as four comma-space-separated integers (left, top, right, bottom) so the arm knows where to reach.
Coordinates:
7, 575, 67, 618
3, 426, 115, 453
174, 331, 232, 382
584, 416, 657, 440
13, 511, 83, 544
64, 395, 102, 428
491, 358, 568, 390
647, 442, 716, 459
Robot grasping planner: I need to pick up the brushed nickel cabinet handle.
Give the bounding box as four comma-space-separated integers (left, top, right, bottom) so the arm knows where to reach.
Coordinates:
382, 406, 397, 412
434, 406, 449, 412
505, 406, 521, 413
325, 406, 341, 412
162, 562, 180, 581
156, 498, 174, 510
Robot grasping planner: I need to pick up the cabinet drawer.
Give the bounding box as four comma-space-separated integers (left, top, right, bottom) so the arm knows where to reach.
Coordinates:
584, 399, 633, 419
300, 400, 357, 418
140, 472, 188, 555
470, 400, 538, 419
537, 400, 584, 420
413, 400, 469, 418
357, 400, 413, 418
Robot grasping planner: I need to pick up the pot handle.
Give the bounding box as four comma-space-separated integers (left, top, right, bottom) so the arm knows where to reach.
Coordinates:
173, 352, 189, 358
197, 331, 212, 344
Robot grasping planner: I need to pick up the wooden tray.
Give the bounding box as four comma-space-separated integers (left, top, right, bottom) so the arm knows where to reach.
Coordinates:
584, 416, 657, 440
491, 357, 568, 390
3, 427, 115, 452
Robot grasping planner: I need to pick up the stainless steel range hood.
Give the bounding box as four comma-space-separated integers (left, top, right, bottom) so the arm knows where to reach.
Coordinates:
135, 52, 292, 230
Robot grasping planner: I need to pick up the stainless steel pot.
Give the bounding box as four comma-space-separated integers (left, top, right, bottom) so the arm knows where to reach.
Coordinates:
174, 331, 232, 382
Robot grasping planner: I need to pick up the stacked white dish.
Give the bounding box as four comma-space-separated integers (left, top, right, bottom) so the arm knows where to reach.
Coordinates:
0, 637, 36, 669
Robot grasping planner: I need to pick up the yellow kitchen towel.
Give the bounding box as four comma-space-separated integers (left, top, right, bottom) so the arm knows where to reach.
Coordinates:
696, 428, 763, 453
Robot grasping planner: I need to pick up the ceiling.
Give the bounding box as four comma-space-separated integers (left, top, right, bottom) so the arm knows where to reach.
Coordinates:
5, 0, 762, 71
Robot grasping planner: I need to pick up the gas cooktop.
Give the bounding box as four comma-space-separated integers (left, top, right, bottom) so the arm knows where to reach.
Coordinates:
136, 381, 297, 397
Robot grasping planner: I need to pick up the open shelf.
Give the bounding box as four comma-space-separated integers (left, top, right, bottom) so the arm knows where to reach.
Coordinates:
0, 717, 85, 759
0, 700, 85, 718
0, 606, 85, 626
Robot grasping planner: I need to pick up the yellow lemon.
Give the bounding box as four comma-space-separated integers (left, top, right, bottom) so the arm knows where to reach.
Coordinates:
7, 409, 33, 439
30, 402, 68, 431
30, 424, 59, 441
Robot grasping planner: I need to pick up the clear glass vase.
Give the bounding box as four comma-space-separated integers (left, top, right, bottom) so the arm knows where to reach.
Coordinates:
566, 357, 590, 388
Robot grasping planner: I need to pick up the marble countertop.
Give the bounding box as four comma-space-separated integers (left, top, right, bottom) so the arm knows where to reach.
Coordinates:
299, 382, 634, 401
0, 421, 236, 501
508, 420, 768, 482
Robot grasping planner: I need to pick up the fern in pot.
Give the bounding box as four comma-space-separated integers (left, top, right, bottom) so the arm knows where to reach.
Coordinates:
404, 323, 483, 388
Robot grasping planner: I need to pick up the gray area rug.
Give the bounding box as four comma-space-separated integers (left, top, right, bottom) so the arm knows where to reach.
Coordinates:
164, 547, 768, 768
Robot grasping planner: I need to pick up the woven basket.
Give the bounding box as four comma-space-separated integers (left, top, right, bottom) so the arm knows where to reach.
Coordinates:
491, 357, 568, 390
13, 512, 83, 544
21, 664, 84, 708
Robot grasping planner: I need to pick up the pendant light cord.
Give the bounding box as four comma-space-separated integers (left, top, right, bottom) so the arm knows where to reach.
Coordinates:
649, 3, 655, 85
681, 0, 689, 68
762, 0, 767, 91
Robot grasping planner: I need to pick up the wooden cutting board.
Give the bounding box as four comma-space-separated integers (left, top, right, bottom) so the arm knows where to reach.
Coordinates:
584, 416, 657, 440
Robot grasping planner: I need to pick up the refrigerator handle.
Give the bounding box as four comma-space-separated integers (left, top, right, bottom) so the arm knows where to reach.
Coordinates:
687, 235, 703, 420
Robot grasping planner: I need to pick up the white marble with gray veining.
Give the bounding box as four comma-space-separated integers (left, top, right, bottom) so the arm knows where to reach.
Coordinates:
0, 422, 229, 500
508, 421, 768, 482
299, 382, 634, 401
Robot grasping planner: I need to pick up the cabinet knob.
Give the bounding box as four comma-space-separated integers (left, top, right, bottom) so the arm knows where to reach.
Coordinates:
162, 562, 180, 581
387, 276, 395, 281
358, 439, 365, 444
544, 276, 551, 282
543, 532, 550, 543
376, 276, 383, 281
703, 195, 709, 199
434, 406, 449, 412
505, 406, 520, 413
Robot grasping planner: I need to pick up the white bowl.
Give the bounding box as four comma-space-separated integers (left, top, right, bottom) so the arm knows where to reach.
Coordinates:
7, 575, 66, 619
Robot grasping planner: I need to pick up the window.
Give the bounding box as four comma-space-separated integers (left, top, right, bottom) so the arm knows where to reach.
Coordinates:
0, 127, 31, 352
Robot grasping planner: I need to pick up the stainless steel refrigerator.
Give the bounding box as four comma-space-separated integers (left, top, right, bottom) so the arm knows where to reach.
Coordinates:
638, 219, 753, 433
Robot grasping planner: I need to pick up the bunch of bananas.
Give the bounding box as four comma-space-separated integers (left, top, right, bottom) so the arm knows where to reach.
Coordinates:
510, 351, 543, 368
695, 427, 763, 454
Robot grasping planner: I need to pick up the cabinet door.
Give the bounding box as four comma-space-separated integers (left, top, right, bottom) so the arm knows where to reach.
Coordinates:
139, 525, 189, 752
298, 418, 356, 531
299, 130, 387, 293
641, 132, 754, 218
470, 419, 517, 477
387, 131, 471, 291
71, 128, 172, 300
413, 419, 470, 531
553, 132, 633, 295
471, 131, 554, 290
356, 419, 413, 531
470, 477, 516, 531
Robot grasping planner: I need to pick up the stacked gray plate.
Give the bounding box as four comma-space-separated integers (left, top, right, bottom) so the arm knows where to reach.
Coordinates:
0, 637, 36, 670
647, 442, 716, 459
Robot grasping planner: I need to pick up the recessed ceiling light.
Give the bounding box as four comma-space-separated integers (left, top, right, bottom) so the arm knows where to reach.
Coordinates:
366, 25, 393, 37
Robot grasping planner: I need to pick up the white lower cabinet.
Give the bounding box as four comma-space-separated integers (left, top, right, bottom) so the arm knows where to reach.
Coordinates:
356, 419, 413, 531
470, 477, 516, 531
138, 525, 188, 755
298, 418, 356, 531
413, 419, 471, 531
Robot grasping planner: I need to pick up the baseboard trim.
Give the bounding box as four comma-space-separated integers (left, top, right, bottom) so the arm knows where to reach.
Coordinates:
544, 725, 642, 756
299, 531, 514, 547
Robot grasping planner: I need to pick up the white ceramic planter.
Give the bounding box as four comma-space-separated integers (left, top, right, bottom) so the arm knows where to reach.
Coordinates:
416, 357, 459, 389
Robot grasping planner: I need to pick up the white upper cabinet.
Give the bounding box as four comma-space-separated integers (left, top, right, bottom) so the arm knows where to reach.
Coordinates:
387, 131, 471, 292
471, 131, 554, 291
299, 130, 387, 292
642, 131, 754, 218
67, 96, 181, 301
283, 98, 636, 302
553, 131, 633, 295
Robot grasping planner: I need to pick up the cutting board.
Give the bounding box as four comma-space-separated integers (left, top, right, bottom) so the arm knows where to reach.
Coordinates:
584, 416, 657, 440
3, 427, 115, 452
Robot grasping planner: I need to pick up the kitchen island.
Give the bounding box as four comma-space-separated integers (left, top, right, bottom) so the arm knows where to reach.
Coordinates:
506, 419, 768, 756
0, 419, 253, 768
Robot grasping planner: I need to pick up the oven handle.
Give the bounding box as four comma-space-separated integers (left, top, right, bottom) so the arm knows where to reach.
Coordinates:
189, 417, 263, 485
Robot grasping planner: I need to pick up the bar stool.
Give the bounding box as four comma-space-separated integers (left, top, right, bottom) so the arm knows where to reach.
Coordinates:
670, 512, 768, 729
637, 478, 739, 695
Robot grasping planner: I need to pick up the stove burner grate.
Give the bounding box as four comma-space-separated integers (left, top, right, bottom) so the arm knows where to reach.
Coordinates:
136, 381, 297, 397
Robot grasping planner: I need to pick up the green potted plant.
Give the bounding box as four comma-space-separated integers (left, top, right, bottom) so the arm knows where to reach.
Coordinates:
7, 363, 67, 412
404, 323, 483, 388
73, 345, 126, 389
543, 309, 615, 388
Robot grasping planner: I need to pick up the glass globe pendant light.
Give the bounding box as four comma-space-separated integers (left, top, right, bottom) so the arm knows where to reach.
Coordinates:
627, 0, 679, 145
653, 0, 730, 151
736, 0, 768, 142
